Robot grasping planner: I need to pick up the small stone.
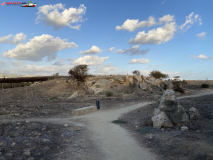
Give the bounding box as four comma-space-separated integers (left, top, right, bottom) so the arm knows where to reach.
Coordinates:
6, 153, 13, 157
43, 139, 50, 143
23, 151, 31, 156
0, 152, 2, 155
15, 127, 19, 129
17, 123, 20, 125
0, 142, 3, 146
26, 120, 30, 123
161, 128, 164, 131
27, 157, 35, 160
44, 146, 49, 150
11, 142, 16, 146
181, 126, 188, 131
64, 123, 68, 127
42, 128, 46, 131
196, 130, 200, 133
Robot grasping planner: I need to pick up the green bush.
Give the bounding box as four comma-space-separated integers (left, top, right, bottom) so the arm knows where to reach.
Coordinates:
149, 70, 169, 79
201, 83, 209, 88
106, 91, 114, 97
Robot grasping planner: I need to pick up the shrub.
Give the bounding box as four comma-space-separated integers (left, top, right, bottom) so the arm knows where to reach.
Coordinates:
201, 83, 209, 88
68, 65, 88, 82
106, 91, 114, 97
149, 70, 169, 79
132, 70, 140, 76
112, 119, 128, 124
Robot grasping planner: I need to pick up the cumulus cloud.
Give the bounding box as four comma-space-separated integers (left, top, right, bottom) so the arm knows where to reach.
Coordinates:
109, 47, 115, 52
179, 12, 202, 31
8, 64, 73, 76
36, 4, 86, 30
0, 60, 5, 66
71, 55, 108, 66
79, 45, 102, 55
94, 64, 118, 74
128, 59, 150, 64
196, 32, 206, 39
115, 14, 174, 32
128, 22, 176, 45
117, 45, 149, 55
0, 33, 26, 44
190, 54, 213, 60
10, 61, 25, 67
52, 59, 64, 66
3, 34, 78, 62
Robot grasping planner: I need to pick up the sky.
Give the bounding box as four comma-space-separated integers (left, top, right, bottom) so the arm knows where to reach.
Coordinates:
0, 0, 212, 80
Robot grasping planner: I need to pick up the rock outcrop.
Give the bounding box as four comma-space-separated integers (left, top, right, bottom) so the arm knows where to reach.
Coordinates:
152, 90, 189, 128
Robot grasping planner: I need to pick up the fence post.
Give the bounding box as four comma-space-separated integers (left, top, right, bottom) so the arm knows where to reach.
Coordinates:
96, 99, 100, 109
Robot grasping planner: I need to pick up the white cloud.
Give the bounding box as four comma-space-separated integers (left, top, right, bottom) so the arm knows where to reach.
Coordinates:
36, 4, 86, 30
115, 14, 174, 32
8, 64, 73, 76
190, 54, 213, 60
128, 59, 150, 64
52, 59, 64, 66
93, 64, 118, 74
0, 60, 6, 66
79, 45, 102, 55
10, 61, 25, 67
196, 32, 206, 39
128, 22, 176, 44
117, 45, 149, 55
109, 47, 115, 52
179, 12, 202, 31
3, 34, 78, 62
0, 33, 26, 44
161, 1, 165, 4
71, 55, 108, 66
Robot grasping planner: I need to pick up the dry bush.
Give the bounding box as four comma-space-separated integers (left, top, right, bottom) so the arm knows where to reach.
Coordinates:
68, 65, 88, 82
132, 70, 140, 75
149, 70, 169, 79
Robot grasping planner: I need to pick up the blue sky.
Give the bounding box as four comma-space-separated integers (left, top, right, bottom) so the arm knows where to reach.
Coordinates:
0, 0, 212, 79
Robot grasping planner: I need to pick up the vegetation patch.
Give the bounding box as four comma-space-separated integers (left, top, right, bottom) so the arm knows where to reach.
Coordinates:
201, 83, 209, 88
112, 119, 128, 124
106, 91, 114, 97
49, 96, 59, 100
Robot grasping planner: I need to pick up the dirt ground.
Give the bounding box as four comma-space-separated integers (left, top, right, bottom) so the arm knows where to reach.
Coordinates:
0, 77, 212, 159
119, 94, 213, 160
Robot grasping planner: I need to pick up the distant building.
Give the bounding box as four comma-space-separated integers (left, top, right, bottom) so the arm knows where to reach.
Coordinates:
171, 76, 183, 81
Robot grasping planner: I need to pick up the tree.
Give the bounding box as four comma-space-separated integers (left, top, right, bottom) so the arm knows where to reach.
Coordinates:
68, 65, 89, 82
149, 70, 169, 79
132, 70, 140, 76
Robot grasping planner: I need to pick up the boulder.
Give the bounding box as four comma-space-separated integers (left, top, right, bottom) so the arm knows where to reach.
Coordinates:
152, 111, 173, 128
152, 90, 189, 128
164, 81, 173, 90
128, 77, 134, 84
85, 81, 96, 88
98, 79, 111, 86
189, 107, 200, 120
134, 75, 142, 83
139, 83, 148, 90
68, 91, 83, 99
89, 83, 104, 95
114, 76, 124, 82
181, 126, 188, 131
144, 77, 160, 87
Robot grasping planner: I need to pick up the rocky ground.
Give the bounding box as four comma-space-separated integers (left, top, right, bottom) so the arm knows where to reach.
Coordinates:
0, 76, 211, 159
119, 94, 213, 160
